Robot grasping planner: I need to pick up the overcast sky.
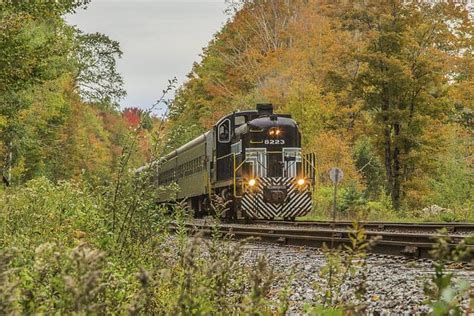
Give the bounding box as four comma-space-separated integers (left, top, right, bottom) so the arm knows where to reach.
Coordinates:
67, 0, 228, 114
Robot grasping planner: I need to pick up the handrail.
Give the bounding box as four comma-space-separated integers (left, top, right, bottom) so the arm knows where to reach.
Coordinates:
283, 160, 296, 177
233, 153, 249, 197
233, 152, 318, 197
302, 152, 318, 189
232, 154, 263, 197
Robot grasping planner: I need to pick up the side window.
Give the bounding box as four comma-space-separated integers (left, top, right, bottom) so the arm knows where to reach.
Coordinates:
218, 119, 231, 143
283, 148, 301, 178
234, 115, 246, 126
246, 148, 267, 178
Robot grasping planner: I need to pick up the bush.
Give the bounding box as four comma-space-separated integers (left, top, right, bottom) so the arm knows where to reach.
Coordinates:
339, 182, 367, 216
0, 178, 287, 314
352, 137, 385, 200
409, 205, 473, 223
310, 184, 397, 221
0, 177, 108, 250
311, 185, 346, 219
358, 193, 397, 221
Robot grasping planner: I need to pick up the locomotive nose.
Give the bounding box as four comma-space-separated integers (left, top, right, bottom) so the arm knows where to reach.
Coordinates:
263, 186, 287, 204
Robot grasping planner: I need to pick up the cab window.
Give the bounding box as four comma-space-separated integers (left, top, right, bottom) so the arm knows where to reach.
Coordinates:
234, 115, 246, 126
218, 119, 231, 143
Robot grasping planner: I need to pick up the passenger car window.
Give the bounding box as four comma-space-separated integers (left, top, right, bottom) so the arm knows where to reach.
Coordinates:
218, 119, 231, 143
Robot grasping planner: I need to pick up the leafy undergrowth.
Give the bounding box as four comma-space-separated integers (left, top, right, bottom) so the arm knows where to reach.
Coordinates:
306, 184, 473, 223
0, 178, 286, 314
302, 203, 474, 223
1, 178, 472, 314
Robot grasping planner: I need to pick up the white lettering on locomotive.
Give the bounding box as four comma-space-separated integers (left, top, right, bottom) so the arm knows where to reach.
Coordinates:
263, 139, 285, 145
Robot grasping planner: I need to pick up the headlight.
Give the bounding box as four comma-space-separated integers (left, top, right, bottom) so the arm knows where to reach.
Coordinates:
297, 178, 305, 186
248, 179, 256, 186
268, 128, 281, 136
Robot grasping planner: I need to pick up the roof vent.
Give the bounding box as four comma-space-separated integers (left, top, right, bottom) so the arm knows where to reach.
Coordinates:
256, 103, 273, 116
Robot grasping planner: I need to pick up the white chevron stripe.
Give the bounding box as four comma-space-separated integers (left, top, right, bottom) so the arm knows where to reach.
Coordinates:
290, 195, 312, 217
288, 197, 307, 217
254, 194, 275, 219
282, 189, 298, 212
282, 191, 311, 218
242, 194, 260, 218
240, 177, 312, 219
240, 199, 253, 214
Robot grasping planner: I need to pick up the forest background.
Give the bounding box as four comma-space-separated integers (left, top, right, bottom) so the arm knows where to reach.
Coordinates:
1, 0, 473, 313
1, 0, 473, 220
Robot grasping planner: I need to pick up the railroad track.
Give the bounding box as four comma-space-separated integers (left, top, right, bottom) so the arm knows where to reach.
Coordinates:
170, 221, 474, 260
246, 219, 474, 234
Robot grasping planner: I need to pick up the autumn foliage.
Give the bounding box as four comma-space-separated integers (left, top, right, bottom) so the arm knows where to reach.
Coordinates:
167, 0, 473, 216
1, 0, 472, 219
0, 1, 159, 186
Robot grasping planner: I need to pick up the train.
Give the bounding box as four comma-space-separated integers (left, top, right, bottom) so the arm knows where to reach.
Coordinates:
153, 103, 316, 220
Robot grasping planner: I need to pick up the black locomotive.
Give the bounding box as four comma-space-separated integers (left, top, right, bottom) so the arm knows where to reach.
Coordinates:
154, 104, 315, 220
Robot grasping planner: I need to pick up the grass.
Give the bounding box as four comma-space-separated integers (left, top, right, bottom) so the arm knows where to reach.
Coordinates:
302, 207, 474, 223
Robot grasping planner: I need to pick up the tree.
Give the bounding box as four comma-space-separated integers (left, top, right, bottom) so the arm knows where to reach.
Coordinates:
75, 32, 126, 108
336, 0, 472, 210
123, 108, 141, 128
160, 0, 474, 214
0, 2, 80, 183
353, 137, 385, 200
123, 107, 153, 130
0, 1, 127, 185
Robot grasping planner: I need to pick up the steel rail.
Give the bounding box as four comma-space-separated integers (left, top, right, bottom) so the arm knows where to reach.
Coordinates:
170, 222, 474, 260
241, 219, 474, 234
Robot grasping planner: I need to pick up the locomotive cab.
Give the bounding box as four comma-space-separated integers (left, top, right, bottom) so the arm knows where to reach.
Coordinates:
242, 114, 301, 178
214, 110, 256, 181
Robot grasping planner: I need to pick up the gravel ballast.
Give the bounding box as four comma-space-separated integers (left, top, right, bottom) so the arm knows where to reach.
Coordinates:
239, 242, 474, 314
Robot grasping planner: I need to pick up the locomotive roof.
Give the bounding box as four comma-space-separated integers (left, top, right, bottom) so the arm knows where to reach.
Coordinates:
214, 109, 292, 126
214, 109, 257, 126
136, 105, 297, 173
162, 130, 211, 161
247, 115, 297, 128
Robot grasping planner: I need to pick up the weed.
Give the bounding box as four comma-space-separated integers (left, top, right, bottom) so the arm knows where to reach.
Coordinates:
424, 230, 473, 315
0, 248, 20, 314
307, 221, 379, 314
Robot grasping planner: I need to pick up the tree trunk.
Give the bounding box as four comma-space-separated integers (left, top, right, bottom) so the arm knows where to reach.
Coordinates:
392, 123, 401, 211
6, 141, 12, 183
3, 140, 12, 187
381, 88, 395, 209
383, 125, 393, 201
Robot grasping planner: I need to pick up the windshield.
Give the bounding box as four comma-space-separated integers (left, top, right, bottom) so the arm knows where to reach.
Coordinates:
245, 148, 301, 178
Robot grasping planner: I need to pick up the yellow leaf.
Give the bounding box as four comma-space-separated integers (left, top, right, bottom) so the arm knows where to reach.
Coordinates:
371, 294, 380, 302
0, 115, 7, 128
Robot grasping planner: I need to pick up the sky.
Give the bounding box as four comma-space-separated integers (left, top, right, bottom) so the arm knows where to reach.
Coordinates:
66, 0, 228, 114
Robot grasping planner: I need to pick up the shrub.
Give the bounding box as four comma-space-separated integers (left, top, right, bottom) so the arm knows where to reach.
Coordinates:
0, 177, 108, 251
424, 231, 474, 315
339, 182, 367, 216
0, 178, 285, 314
